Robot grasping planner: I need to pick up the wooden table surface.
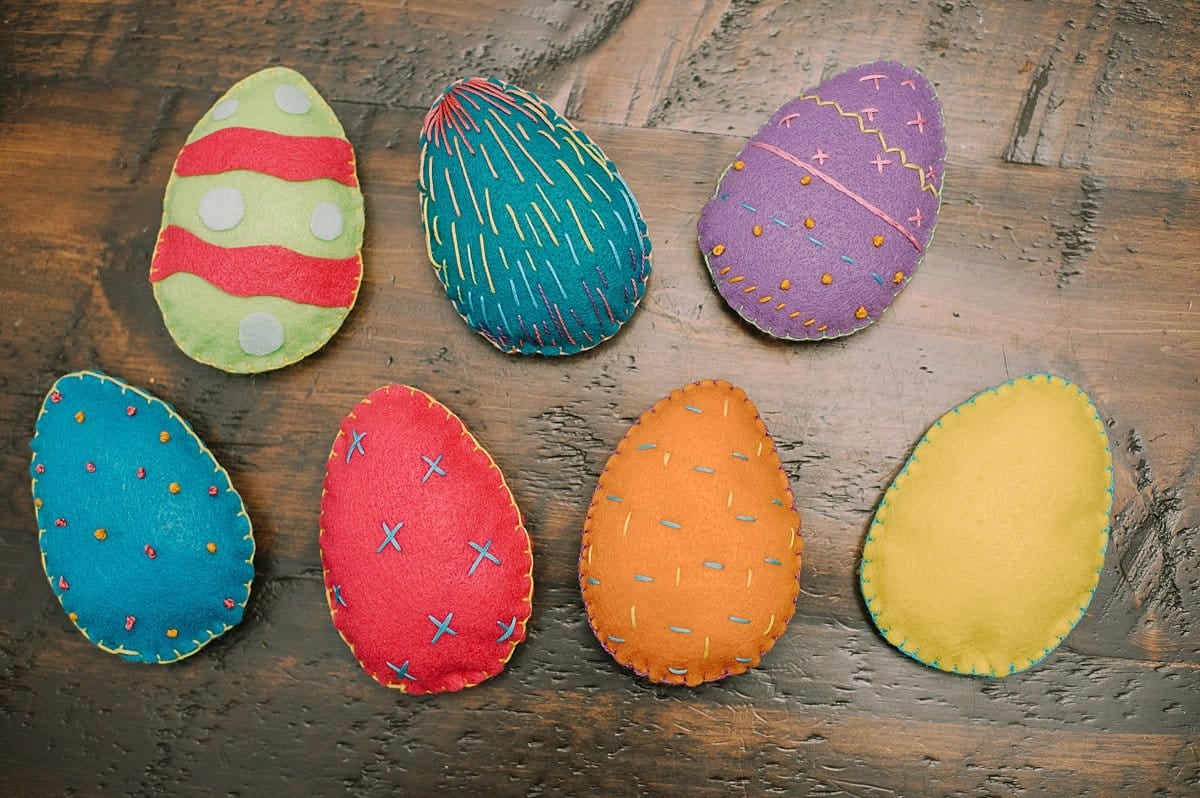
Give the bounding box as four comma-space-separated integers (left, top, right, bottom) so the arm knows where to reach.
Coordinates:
2, 1, 1197, 795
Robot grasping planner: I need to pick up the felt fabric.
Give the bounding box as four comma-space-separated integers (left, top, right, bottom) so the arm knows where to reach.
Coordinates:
150, 66, 364, 374
579, 380, 803, 686
320, 385, 533, 694
418, 77, 652, 356
174, 127, 358, 186
697, 61, 945, 340
859, 374, 1113, 677
151, 225, 360, 308
30, 371, 255, 664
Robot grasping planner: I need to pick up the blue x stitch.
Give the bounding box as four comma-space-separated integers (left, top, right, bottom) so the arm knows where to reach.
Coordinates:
421, 454, 447, 483
428, 612, 457, 644
467, 539, 501, 576
331, 584, 347, 607
495, 616, 518, 643
346, 429, 367, 463
377, 520, 404, 554
386, 660, 417, 681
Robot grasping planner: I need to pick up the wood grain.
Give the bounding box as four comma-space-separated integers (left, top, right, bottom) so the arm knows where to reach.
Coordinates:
1, 1, 1197, 795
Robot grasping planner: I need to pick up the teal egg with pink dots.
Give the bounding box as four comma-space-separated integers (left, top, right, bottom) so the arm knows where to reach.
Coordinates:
30, 371, 255, 663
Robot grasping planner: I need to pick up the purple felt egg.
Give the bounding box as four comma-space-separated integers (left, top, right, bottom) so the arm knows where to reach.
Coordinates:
698, 61, 945, 339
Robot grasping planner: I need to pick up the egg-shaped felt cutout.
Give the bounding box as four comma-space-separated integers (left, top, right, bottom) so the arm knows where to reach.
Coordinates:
30, 371, 254, 663
419, 77, 652, 356
150, 67, 365, 373
860, 374, 1113, 677
698, 61, 945, 340
579, 380, 802, 686
320, 385, 533, 693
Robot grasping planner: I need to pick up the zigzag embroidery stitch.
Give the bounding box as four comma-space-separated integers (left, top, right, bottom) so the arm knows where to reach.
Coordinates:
799, 93, 940, 197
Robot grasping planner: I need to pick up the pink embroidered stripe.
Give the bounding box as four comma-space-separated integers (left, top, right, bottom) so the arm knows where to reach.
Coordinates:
750, 141, 923, 252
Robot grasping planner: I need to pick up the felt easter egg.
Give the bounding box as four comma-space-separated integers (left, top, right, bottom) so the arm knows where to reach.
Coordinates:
150, 67, 364, 373
419, 77, 651, 355
860, 374, 1113, 677
30, 371, 254, 663
579, 380, 802, 686
698, 61, 945, 339
320, 385, 533, 693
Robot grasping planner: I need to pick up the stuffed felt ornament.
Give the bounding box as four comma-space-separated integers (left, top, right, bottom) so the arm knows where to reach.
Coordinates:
579, 380, 803, 686
419, 77, 652, 355
698, 60, 945, 339
320, 385, 533, 693
150, 67, 364, 373
860, 374, 1113, 677
30, 371, 255, 663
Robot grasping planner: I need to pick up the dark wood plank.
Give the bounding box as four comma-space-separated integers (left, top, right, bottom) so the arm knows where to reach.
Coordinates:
1, 1, 1197, 795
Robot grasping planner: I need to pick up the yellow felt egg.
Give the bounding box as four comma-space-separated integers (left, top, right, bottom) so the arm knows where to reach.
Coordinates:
859, 373, 1113, 676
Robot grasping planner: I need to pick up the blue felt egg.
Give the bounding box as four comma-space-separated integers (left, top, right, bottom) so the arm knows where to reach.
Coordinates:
30, 371, 255, 663
419, 77, 652, 355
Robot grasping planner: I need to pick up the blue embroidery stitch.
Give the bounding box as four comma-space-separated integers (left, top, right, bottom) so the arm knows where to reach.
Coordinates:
468, 539, 501, 576
659, 520, 681, 529
387, 659, 417, 681
332, 584, 347, 607
377, 520, 404, 554
421, 454, 446, 483
346, 429, 367, 463
495, 616, 518, 643
428, 612, 458, 644
728, 616, 751, 624
633, 574, 654, 582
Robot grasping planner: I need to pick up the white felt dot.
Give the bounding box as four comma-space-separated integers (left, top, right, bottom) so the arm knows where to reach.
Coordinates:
197, 187, 245, 231
273, 84, 312, 115
310, 202, 344, 241
212, 98, 239, 120
238, 312, 285, 356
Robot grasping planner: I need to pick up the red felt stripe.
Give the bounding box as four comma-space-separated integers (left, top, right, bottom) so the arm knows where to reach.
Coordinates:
150, 225, 360, 308
175, 127, 358, 187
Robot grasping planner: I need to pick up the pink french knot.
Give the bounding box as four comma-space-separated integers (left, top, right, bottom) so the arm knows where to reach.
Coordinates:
50, 391, 62, 403
144, 545, 157, 560
223, 598, 235, 609
208, 485, 219, 497
125, 615, 136, 631
58, 576, 70, 590
126, 406, 137, 417
136, 466, 147, 479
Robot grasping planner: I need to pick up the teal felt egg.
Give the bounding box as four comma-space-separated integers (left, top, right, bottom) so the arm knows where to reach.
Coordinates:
419, 77, 652, 356
30, 371, 255, 663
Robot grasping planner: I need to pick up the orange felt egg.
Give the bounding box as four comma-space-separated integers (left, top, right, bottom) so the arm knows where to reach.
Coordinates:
579, 380, 803, 686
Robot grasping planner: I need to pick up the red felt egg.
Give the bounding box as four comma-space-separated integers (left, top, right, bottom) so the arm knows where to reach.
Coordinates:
320, 385, 533, 693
